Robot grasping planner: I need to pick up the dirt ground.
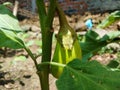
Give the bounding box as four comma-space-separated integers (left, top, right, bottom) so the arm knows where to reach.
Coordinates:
0, 11, 120, 90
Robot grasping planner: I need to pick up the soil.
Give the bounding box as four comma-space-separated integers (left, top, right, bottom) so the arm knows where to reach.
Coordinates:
0, 11, 120, 90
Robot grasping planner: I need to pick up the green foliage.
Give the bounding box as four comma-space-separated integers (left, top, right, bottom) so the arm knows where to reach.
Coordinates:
107, 60, 119, 68
0, 4, 24, 49
57, 59, 120, 90
56, 29, 120, 90
97, 11, 120, 28
107, 52, 120, 69
1, 1, 120, 90
0, 5, 22, 32
98, 45, 116, 55
80, 30, 120, 61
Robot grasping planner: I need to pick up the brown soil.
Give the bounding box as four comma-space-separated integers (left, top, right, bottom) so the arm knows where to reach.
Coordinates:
0, 11, 120, 90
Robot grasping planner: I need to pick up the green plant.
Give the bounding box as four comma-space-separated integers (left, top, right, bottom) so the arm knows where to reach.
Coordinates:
107, 52, 120, 69
97, 11, 120, 28
50, 2, 82, 78
1, 1, 120, 90
98, 46, 114, 55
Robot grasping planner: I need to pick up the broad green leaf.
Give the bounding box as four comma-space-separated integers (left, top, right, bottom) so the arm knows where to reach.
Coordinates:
0, 30, 24, 49
97, 11, 120, 28
0, 5, 22, 32
80, 30, 120, 61
56, 59, 120, 90
0, 5, 24, 49
107, 60, 119, 68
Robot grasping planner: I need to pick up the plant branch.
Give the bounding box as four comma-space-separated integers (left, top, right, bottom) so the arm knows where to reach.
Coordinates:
45, 0, 56, 27
36, 0, 56, 90
36, 0, 47, 27
56, 1, 68, 26
39, 62, 66, 68
24, 46, 38, 68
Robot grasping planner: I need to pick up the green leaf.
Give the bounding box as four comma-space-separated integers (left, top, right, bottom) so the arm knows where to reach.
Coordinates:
97, 11, 120, 28
0, 30, 24, 49
107, 60, 119, 68
56, 59, 120, 90
80, 30, 120, 61
0, 5, 24, 49
0, 5, 22, 32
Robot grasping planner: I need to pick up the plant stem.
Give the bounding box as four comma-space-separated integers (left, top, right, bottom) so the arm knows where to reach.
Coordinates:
36, 0, 46, 27
36, 1, 49, 90
56, 1, 68, 26
46, 0, 56, 27
24, 46, 38, 69
40, 62, 66, 68
38, 31, 52, 90
24, 46, 44, 90
36, 0, 56, 90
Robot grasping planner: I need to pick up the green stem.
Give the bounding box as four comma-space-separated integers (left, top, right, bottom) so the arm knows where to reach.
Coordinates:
40, 62, 66, 68
36, 0, 47, 27
36, 0, 56, 90
24, 45, 43, 88
38, 31, 52, 90
46, 0, 56, 27
56, 1, 68, 26
24, 46, 38, 68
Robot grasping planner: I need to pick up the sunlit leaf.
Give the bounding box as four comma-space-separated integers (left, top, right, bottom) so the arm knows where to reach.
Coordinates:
80, 30, 120, 61
97, 11, 120, 28
0, 5, 24, 49
0, 30, 24, 49
56, 59, 120, 90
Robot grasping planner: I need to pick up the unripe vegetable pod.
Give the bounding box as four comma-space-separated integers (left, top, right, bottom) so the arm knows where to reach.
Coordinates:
51, 2, 82, 78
